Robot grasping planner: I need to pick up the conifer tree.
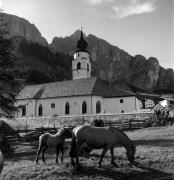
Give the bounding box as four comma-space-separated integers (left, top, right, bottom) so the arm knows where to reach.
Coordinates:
0, 10, 24, 118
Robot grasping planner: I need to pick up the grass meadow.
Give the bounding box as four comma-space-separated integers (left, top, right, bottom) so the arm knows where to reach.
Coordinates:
1, 126, 174, 180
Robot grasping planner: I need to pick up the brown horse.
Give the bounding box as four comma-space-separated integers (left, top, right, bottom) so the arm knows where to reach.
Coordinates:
36, 127, 72, 164
70, 125, 135, 168
0, 150, 4, 174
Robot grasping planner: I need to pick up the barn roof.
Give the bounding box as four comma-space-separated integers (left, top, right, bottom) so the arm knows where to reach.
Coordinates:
136, 92, 161, 100
17, 77, 136, 100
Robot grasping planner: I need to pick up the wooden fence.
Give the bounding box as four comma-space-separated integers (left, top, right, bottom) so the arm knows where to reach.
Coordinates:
1, 112, 156, 130
103, 117, 152, 130
2, 116, 153, 142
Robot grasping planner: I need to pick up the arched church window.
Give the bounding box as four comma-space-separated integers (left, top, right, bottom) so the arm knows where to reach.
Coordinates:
65, 102, 70, 115
82, 101, 87, 114
77, 62, 81, 70
22, 105, 26, 116
87, 63, 89, 71
96, 101, 101, 114
38, 104, 43, 117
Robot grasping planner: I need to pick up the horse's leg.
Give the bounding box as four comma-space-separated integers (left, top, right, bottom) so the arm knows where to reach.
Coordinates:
60, 144, 64, 163
98, 146, 109, 168
42, 145, 48, 163
110, 147, 117, 167
76, 142, 83, 165
36, 143, 44, 163
70, 134, 76, 166
56, 145, 60, 163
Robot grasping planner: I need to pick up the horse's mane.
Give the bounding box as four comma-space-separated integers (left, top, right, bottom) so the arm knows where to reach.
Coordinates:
57, 127, 65, 135
112, 126, 135, 149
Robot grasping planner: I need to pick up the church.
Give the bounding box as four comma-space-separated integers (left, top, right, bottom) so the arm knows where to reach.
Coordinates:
16, 30, 143, 118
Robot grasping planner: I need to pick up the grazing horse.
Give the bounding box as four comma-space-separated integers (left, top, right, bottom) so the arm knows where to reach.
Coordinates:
36, 127, 72, 164
70, 125, 136, 168
0, 150, 4, 174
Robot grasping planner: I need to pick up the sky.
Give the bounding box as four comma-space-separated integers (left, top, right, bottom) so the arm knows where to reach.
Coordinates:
1, 0, 174, 69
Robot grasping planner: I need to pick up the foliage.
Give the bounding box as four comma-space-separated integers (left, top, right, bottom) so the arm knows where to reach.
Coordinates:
0, 12, 24, 118
18, 39, 72, 84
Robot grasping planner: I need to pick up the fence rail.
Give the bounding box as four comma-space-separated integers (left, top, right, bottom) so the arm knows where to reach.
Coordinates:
1, 117, 153, 143
1, 112, 156, 130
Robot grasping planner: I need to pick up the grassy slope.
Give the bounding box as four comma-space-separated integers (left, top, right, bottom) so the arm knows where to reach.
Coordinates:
1, 126, 174, 180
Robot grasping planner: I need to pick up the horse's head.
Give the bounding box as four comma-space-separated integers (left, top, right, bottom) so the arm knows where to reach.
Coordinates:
91, 119, 105, 127
60, 126, 73, 138
126, 144, 136, 165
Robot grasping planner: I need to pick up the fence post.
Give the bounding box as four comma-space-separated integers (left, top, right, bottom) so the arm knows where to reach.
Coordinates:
144, 119, 146, 128
129, 118, 132, 130
25, 119, 28, 136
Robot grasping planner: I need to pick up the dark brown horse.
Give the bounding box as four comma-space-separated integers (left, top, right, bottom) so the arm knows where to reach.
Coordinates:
70, 125, 136, 168
36, 127, 72, 164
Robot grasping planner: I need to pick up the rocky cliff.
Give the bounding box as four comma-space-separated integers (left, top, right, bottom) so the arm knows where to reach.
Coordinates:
50, 30, 174, 92
1, 13, 48, 47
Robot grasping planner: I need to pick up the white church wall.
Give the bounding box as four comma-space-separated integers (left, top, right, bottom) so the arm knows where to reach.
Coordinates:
35, 95, 93, 117
135, 98, 141, 111
103, 96, 137, 113
16, 96, 139, 117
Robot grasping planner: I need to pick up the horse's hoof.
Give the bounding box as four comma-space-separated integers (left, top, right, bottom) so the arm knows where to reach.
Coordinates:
35, 160, 38, 164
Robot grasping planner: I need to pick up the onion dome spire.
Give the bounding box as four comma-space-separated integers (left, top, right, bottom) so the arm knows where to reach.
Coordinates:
76, 27, 88, 52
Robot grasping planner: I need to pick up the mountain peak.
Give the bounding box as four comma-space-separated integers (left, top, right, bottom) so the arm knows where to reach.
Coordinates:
1, 13, 48, 47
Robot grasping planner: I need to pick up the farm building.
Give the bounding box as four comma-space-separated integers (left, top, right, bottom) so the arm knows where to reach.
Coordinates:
160, 95, 174, 117
16, 30, 158, 118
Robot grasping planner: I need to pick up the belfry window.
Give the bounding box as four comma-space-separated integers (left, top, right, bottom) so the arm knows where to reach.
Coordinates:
38, 104, 43, 117
77, 62, 81, 70
96, 101, 101, 114
82, 101, 87, 114
65, 102, 70, 115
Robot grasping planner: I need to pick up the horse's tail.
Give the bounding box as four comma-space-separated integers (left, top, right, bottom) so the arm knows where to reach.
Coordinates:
69, 133, 76, 158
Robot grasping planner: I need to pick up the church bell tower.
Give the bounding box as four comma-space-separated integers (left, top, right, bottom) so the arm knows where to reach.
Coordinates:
72, 29, 91, 80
